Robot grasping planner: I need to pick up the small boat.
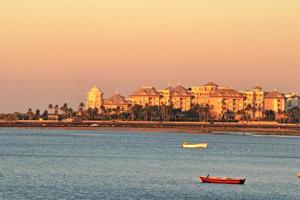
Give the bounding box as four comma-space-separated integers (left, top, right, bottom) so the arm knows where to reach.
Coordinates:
297, 172, 300, 177
181, 142, 208, 148
199, 176, 246, 184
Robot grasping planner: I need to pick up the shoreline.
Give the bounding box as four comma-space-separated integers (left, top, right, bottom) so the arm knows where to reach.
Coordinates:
1, 120, 300, 136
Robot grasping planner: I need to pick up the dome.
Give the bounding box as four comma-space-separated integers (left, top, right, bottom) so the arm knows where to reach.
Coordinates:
105, 93, 128, 105
203, 81, 218, 87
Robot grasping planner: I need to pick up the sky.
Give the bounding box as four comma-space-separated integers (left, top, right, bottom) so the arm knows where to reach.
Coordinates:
1, 0, 300, 113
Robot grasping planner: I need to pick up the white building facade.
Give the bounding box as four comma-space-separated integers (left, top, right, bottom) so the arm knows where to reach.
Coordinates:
285, 93, 300, 110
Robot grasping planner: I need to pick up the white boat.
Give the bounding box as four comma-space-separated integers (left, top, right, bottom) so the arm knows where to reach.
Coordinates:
181, 142, 208, 148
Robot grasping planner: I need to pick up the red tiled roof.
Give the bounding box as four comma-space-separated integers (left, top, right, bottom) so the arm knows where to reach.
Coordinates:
265, 91, 284, 98
162, 86, 173, 91
253, 85, 262, 90
171, 85, 192, 97
130, 87, 161, 96
210, 89, 244, 98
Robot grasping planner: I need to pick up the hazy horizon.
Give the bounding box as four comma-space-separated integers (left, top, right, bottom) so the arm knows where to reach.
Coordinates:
1, 0, 300, 113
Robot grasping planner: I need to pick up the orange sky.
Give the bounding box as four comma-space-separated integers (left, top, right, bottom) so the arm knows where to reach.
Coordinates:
1, 0, 300, 112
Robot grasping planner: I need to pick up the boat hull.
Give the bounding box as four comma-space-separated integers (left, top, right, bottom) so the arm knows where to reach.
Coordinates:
181, 143, 208, 148
199, 176, 246, 184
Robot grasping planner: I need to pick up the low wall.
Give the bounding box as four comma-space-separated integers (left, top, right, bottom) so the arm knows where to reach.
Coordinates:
0, 120, 299, 129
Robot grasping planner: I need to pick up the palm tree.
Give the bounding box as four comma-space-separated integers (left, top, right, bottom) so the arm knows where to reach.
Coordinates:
264, 110, 275, 121
142, 106, 149, 121
54, 105, 59, 114
203, 104, 211, 122
220, 99, 226, 120
245, 104, 252, 121
162, 104, 172, 121
60, 103, 68, 119
252, 106, 257, 121
92, 108, 99, 120
85, 107, 97, 120
256, 105, 263, 120
130, 104, 143, 121
100, 105, 106, 114
77, 102, 85, 117
66, 108, 73, 118
42, 110, 48, 120
26, 108, 34, 120
105, 108, 111, 120
48, 104, 53, 114
160, 104, 166, 121
199, 104, 206, 122
208, 104, 215, 122
115, 106, 121, 119
224, 109, 234, 121
86, 107, 92, 120
35, 109, 41, 119
152, 105, 160, 121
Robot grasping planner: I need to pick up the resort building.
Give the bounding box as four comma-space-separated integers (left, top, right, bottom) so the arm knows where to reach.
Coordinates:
264, 90, 285, 113
129, 87, 162, 107
284, 93, 300, 110
241, 85, 265, 120
103, 93, 131, 112
209, 89, 245, 120
159, 86, 173, 106
83, 84, 293, 122
85, 86, 104, 111
159, 85, 193, 111
170, 85, 193, 111
191, 81, 219, 106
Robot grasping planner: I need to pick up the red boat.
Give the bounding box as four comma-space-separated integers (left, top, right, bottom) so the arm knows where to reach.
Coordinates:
199, 176, 246, 184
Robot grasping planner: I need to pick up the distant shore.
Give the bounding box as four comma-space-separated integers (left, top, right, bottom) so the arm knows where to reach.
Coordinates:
1, 120, 300, 136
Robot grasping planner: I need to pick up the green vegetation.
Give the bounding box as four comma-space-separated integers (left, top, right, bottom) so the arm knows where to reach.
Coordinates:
1, 103, 300, 124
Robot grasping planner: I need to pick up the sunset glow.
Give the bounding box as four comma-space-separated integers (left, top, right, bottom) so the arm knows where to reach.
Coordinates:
1, 0, 300, 112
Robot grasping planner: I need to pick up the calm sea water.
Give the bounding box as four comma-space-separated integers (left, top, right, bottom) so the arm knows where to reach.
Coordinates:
0, 128, 299, 200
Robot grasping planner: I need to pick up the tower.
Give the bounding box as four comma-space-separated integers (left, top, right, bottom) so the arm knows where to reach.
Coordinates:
85, 86, 103, 111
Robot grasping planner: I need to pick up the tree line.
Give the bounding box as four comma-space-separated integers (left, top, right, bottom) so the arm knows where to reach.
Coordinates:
1, 102, 300, 123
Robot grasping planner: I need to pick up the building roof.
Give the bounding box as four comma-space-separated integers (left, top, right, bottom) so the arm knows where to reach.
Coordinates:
253, 85, 262, 90
171, 85, 192, 97
285, 93, 300, 98
161, 86, 173, 91
210, 89, 244, 98
88, 86, 103, 94
130, 87, 161, 96
203, 81, 218, 87
104, 93, 128, 105
265, 91, 285, 99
